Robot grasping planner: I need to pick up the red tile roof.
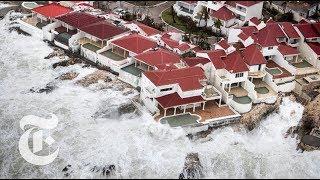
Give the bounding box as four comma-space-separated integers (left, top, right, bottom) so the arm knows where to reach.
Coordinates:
236, 1, 261, 7
307, 42, 320, 56
241, 44, 266, 65
32, 3, 72, 19
79, 21, 128, 40
299, 19, 309, 24
266, 18, 275, 24
224, 51, 249, 73
111, 34, 157, 54
143, 67, 205, 91
134, 22, 161, 36
211, 6, 235, 21
217, 39, 230, 49
295, 22, 320, 39
256, 23, 286, 47
177, 43, 190, 51
239, 32, 250, 41
240, 26, 258, 41
207, 50, 226, 69
156, 93, 204, 109
134, 49, 181, 69
183, 57, 211, 67
278, 44, 300, 56
280, 22, 300, 39
161, 36, 179, 48
249, 17, 260, 25
56, 12, 104, 29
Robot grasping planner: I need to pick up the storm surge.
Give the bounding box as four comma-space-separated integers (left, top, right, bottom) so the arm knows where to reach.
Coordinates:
0, 14, 320, 179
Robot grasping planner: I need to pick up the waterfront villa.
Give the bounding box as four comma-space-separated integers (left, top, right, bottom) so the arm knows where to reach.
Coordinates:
97, 33, 158, 79
227, 20, 320, 92
78, 21, 129, 62
295, 22, 320, 69
18, 2, 72, 38
158, 34, 193, 55
15, 1, 319, 128
124, 21, 161, 38
53, 11, 105, 50
173, 1, 263, 34
140, 66, 239, 126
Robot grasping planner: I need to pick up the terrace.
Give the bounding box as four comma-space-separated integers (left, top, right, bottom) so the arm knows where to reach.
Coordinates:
121, 64, 144, 77
99, 49, 126, 61
78, 37, 104, 49
159, 113, 200, 127
253, 79, 277, 100
82, 43, 101, 52
53, 26, 77, 46
22, 16, 50, 29
291, 59, 318, 76
266, 60, 293, 79
156, 100, 237, 124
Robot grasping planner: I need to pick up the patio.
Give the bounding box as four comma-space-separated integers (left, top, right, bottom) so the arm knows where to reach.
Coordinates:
121, 64, 144, 77
202, 85, 221, 100
156, 100, 236, 123
100, 49, 126, 61
78, 37, 104, 48
159, 113, 200, 127
54, 32, 72, 46
253, 79, 277, 100
227, 87, 248, 97
291, 59, 318, 76
23, 16, 49, 29
82, 43, 101, 52
266, 60, 293, 79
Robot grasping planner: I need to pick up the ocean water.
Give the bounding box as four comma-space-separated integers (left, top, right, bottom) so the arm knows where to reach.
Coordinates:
0, 14, 320, 179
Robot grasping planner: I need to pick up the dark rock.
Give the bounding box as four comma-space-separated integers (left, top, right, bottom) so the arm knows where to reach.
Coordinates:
88, 164, 116, 177
240, 93, 284, 131
179, 153, 203, 179
58, 72, 79, 80
30, 82, 57, 94
62, 164, 71, 172
118, 103, 136, 115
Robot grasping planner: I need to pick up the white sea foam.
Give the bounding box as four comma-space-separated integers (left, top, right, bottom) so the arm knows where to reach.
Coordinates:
0, 15, 320, 179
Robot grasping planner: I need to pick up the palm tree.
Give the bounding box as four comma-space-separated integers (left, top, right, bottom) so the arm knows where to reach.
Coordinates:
203, 8, 209, 27
197, 7, 209, 27
281, 1, 287, 14
171, 6, 176, 23
214, 19, 222, 34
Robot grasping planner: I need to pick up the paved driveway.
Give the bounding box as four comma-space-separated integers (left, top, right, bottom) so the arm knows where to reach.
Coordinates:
109, 1, 181, 32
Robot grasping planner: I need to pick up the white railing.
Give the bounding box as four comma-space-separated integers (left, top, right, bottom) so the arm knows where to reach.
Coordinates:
16, 19, 43, 39
243, 80, 258, 101
264, 72, 279, 93
42, 22, 60, 41
274, 51, 297, 75
118, 70, 140, 88
69, 32, 83, 52
229, 95, 252, 114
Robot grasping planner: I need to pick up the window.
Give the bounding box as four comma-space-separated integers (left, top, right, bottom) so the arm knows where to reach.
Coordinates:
268, 46, 273, 50
160, 87, 173, 92
236, 72, 244, 78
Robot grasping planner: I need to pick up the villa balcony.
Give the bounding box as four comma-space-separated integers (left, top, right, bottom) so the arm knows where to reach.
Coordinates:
248, 71, 266, 79
201, 85, 222, 101
290, 57, 319, 77
22, 16, 50, 29
78, 37, 104, 50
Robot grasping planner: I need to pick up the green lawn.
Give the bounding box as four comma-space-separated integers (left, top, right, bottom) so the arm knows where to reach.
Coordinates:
161, 8, 216, 37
